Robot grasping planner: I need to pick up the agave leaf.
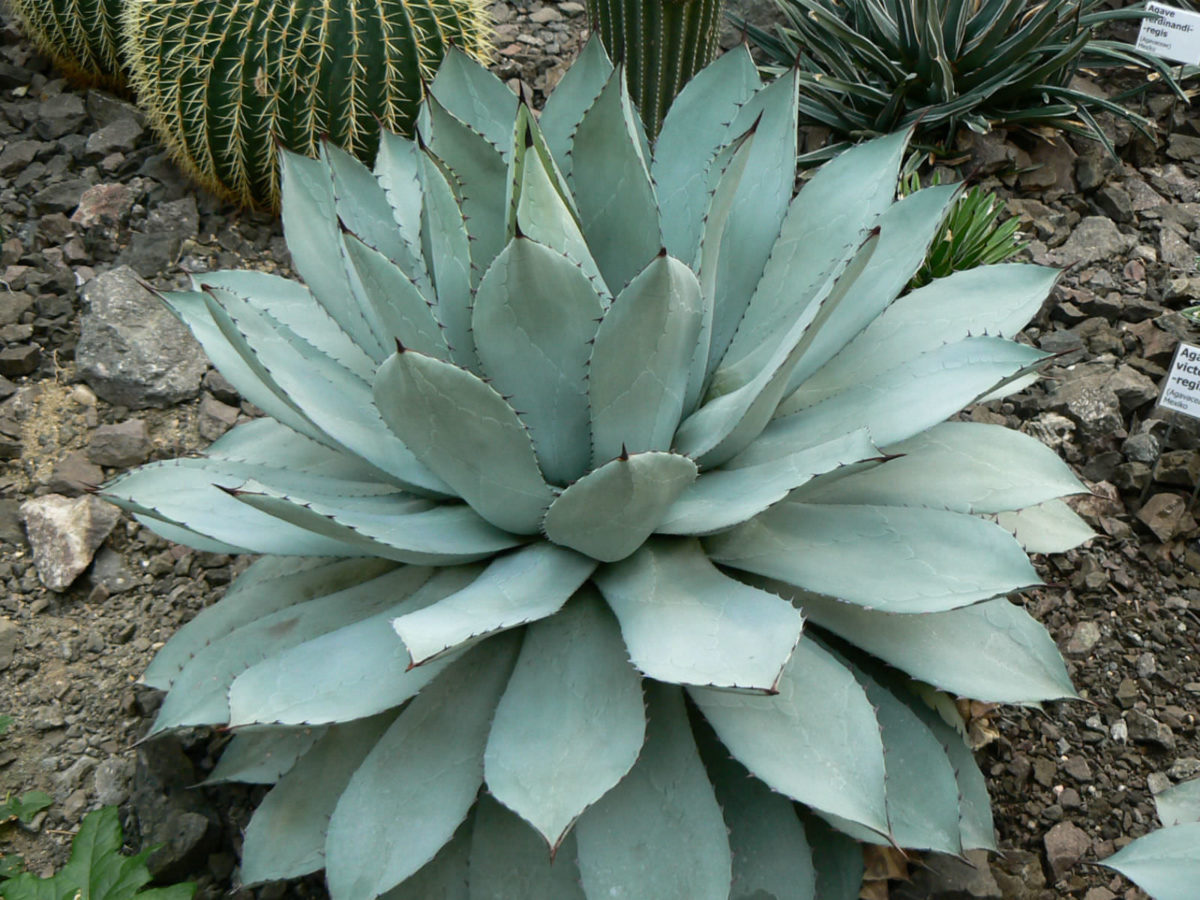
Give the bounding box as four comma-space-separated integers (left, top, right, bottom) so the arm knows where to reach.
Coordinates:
325, 141, 425, 294
659, 429, 877, 536
151, 567, 433, 732
542, 452, 698, 562
689, 639, 889, 835
231, 480, 521, 565
198, 269, 376, 378
786, 263, 1058, 409
676, 229, 880, 468
709, 501, 1039, 613
653, 44, 762, 261
204, 419, 384, 482
279, 149, 386, 359
420, 93, 508, 282
792, 589, 1077, 702
472, 238, 604, 485
162, 289, 332, 449
1155, 779, 1200, 827
796, 422, 1085, 513
785, 184, 960, 392
1100, 822, 1200, 900
513, 122, 605, 295
141, 558, 393, 689
101, 460, 378, 557
897, 684, 996, 851
375, 347, 556, 535
430, 47, 519, 160
372, 130, 429, 287
240, 713, 396, 885
569, 65, 663, 294
341, 232, 451, 361
698, 738, 818, 900
380, 825, 471, 900
721, 130, 909, 375
594, 537, 803, 691
705, 69, 799, 378
468, 797, 586, 900
833, 648, 962, 854
203, 726, 326, 785
588, 252, 705, 465
227, 566, 480, 727
538, 34, 613, 180
484, 589, 645, 849
201, 288, 451, 496
325, 635, 520, 900
759, 337, 1050, 456
392, 543, 596, 665
574, 682, 732, 900
803, 814, 865, 900
993, 499, 1094, 554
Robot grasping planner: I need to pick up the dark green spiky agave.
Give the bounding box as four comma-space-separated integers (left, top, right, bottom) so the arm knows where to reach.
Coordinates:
123, 0, 493, 211
738, 0, 1184, 159
9, 0, 126, 89
102, 39, 1090, 900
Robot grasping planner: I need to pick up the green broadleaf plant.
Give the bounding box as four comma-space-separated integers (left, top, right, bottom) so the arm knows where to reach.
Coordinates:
102, 37, 1088, 899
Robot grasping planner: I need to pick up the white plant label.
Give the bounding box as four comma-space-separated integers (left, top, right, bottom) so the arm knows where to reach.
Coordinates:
1159, 341, 1200, 419
1136, 2, 1200, 65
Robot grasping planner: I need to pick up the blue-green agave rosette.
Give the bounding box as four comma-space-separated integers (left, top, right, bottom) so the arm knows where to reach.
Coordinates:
103, 39, 1088, 900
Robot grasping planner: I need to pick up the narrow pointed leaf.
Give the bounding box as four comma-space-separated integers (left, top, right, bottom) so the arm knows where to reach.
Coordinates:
373, 130, 429, 287
653, 45, 761, 261
430, 47, 519, 159
472, 238, 604, 485
708, 502, 1039, 612
793, 590, 1077, 702
542, 452, 697, 562
575, 682, 731, 900
594, 538, 803, 691
141, 557, 393, 689
468, 797, 586, 900
570, 66, 662, 292
380, 826, 471, 900
993, 500, 1094, 554
393, 543, 596, 665
484, 590, 645, 849
1101, 823, 1200, 900
538, 35, 613, 179
689, 639, 889, 834
228, 566, 480, 726
325, 636, 520, 900
588, 253, 704, 465
204, 726, 326, 785
418, 152, 477, 369
241, 713, 395, 885
1155, 779, 1200, 827
658, 429, 877, 535
205, 418, 383, 481
375, 348, 555, 534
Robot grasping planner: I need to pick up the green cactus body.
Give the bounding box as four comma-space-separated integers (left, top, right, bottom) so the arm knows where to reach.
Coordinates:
586, 0, 723, 139
10, 0, 126, 88
124, 0, 493, 211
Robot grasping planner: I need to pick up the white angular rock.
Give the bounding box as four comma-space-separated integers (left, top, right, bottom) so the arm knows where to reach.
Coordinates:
20, 494, 122, 591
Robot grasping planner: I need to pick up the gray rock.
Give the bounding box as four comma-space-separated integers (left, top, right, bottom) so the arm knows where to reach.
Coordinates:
1042, 369, 1123, 445
19, 494, 121, 592
1065, 621, 1101, 656
89, 546, 138, 594
0, 139, 43, 176
1094, 184, 1132, 223
87, 418, 151, 467
86, 91, 145, 129
71, 183, 136, 229
85, 117, 144, 157
93, 757, 134, 806
197, 394, 239, 442
1167, 132, 1200, 161
992, 849, 1046, 899
32, 177, 93, 214
146, 195, 199, 241
1127, 709, 1176, 749
0, 617, 18, 670
1108, 364, 1159, 412
132, 740, 220, 881
45, 451, 104, 495
35, 93, 86, 140
0, 344, 40, 376
1159, 226, 1194, 269
1123, 432, 1159, 464
0, 291, 34, 326
1154, 449, 1200, 486
1168, 757, 1200, 780
1137, 492, 1196, 542
1043, 821, 1091, 880
1047, 217, 1136, 268
76, 266, 207, 408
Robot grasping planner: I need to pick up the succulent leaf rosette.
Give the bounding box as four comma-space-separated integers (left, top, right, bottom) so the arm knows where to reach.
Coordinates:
104, 40, 1090, 900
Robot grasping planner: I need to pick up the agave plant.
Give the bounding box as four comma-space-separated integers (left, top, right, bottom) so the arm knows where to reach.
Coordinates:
102, 39, 1090, 899
1102, 778, 1200, 900
738, 0, 1183, 157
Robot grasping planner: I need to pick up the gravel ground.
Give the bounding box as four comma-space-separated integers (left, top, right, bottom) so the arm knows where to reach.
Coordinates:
0, 4, 1198, 899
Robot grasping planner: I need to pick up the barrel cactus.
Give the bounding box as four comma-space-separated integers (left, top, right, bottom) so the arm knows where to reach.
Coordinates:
122, 0, 493, 211
103, 39, 1089, 899
9, 0, 125, 88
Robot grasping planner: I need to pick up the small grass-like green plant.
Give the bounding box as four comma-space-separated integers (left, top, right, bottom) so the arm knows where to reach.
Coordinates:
0, 807, 195, 900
